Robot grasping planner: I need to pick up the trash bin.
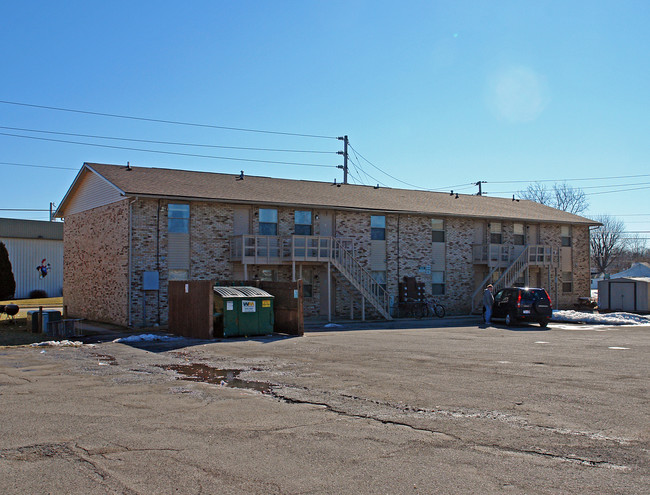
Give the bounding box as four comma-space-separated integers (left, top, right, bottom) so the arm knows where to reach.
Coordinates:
213, 286, 274, 337
27, 310, 62, 334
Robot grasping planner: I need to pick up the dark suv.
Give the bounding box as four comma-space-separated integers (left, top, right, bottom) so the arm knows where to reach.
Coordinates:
489, 287, 552, 327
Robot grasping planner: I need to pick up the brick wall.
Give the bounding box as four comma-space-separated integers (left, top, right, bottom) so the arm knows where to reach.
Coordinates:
67, 198, 592, 326
63, 200, 129, 326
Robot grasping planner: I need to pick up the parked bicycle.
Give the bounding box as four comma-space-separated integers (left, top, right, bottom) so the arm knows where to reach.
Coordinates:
396, 297, 445, 319
423, 296, 446, 318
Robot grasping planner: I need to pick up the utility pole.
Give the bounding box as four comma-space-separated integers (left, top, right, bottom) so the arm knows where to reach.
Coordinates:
337, 135, 349, 184
475, 181, 487, 196
49, 202, 55, 222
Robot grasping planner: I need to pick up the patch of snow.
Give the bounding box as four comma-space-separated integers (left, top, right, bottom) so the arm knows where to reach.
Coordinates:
324, 323, 342, 328
534, 341, 550, 344
608, 346, 630, 350
31, 340, 83, 347
552, 310, 650, 326
112, 334, 183, 343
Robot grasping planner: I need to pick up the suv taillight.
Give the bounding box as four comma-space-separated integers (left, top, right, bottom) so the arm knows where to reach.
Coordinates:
517, 291, 522, 308
544, 289, 552, 308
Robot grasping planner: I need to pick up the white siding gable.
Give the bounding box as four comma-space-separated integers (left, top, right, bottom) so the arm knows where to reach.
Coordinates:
65, 170, 124, 215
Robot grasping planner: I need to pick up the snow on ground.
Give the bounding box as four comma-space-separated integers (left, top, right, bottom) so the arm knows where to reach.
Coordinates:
553, 310, 650, 326
31, 340, 84, 347
113, 333, 183, 343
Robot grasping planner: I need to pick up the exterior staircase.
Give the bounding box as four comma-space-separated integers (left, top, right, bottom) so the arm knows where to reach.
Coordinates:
329, 237, 392, 320
471, 245, 553, 313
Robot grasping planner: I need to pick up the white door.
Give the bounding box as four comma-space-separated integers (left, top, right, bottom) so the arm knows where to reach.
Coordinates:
233, 207, 251, 235
610, 282, 635, 311
319, 211, 335, 237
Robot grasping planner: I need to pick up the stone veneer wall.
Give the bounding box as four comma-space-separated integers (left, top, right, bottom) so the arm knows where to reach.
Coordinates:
63, 200, 130, 326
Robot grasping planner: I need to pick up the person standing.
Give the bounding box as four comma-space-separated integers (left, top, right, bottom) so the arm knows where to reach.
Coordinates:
483, 284, 494, 325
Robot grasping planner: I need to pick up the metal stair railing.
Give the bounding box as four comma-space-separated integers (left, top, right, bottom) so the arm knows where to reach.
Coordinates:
329, 237, 392, 320
492, 245, 531, 293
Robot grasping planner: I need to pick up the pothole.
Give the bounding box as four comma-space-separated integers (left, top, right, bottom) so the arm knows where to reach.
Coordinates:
158, 363, 271, 394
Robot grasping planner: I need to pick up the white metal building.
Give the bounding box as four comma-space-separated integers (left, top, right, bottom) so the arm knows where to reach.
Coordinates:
0, 218, 63, 299
598, 277, 650, 313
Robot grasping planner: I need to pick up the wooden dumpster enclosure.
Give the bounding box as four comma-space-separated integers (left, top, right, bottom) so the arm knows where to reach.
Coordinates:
168, 279, 304, 339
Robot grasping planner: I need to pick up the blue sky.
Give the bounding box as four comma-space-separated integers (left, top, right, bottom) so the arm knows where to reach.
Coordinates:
1, 1, 648, 240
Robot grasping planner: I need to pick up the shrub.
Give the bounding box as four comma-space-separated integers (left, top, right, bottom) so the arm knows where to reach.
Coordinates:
0, 242, 16, 300
29, 289, 48, 299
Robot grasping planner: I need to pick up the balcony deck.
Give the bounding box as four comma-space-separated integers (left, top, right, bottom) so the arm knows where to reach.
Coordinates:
472, 244, 554, 267
230, 235, 353, 265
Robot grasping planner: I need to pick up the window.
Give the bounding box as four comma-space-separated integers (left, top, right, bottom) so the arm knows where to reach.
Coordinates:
371, 215, 386, 240
259, 269, 276, 281
514, 223, 525, 245
431, 218, 445, 243
561, 225, 572, 247
490, 222, 502, 244
562, 271, 573, 292
371, 271, 387, 292
259, 208, 278, 235
168, 269, 189, 280
432, 271, 445, 295
168, 204, 190, 233
294, 210, 312, 235
301, 267, 313, 298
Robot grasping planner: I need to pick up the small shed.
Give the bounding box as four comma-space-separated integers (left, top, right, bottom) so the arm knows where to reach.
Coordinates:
598, 277, 650, 313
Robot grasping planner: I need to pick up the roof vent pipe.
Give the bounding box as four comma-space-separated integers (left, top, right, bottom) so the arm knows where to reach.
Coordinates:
126, 161, 131, 171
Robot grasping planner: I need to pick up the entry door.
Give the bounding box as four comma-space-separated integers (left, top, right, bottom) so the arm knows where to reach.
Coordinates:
319, 211, 335, 237
319, 269, 336, 316
528, 224, 539, 245
233, 207, 251, 235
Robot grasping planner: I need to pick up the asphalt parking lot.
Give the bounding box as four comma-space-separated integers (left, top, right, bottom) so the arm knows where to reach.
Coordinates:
1, 320, 648, 494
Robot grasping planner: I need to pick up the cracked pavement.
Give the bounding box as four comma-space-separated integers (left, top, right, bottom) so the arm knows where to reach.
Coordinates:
0, 322, 648, 494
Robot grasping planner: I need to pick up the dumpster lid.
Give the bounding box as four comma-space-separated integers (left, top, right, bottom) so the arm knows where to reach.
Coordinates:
213, 286, 274, 298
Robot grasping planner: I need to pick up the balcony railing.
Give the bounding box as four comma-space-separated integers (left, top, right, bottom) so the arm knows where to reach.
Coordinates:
472, 244, 554, 266
230, 235, 354, 264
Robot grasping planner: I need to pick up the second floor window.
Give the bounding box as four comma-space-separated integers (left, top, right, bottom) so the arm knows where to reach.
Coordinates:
490, 222, 502, 244
514, 223, 525, 245
168, 204, 190, 233
431, 218, 445, 243
259, 208, 278, 235
294, 210, 312, 235
561, 225, 572, 247
371, 215, 386, 240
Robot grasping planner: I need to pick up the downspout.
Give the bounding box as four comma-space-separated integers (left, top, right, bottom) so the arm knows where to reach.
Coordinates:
397, 215, 400, 283
127, 196, 138, 328
156, 199, 161, 326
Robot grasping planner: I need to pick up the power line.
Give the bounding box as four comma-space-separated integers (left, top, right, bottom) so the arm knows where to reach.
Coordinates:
0, 161, 77, 171
491, 181, 650, 195
0, 100, 337, 140
0, 208, 50, 211
489, 173, 650, 184
0, 132, 337, 169
587, 185, 650, 196
0, 125, 336, 154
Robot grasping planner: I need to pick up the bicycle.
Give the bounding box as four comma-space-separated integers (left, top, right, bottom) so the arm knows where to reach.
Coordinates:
423, 296, 446, 318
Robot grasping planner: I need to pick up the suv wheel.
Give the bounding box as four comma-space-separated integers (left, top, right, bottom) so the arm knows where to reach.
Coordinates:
505, 312, 516, 326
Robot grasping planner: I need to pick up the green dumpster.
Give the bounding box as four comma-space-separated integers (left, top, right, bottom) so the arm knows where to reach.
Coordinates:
213, 286, 274, 337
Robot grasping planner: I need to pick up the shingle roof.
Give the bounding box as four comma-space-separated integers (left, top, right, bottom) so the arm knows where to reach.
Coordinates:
82, 163, 597, 225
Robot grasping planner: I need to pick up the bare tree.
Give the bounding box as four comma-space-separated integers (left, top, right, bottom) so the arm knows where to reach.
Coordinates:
624, 233, 649, 262
518, 182, 589, 215
590, 214, 626, 274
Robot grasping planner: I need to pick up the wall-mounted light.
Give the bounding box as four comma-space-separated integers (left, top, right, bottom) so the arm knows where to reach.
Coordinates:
315, 214, 319, 221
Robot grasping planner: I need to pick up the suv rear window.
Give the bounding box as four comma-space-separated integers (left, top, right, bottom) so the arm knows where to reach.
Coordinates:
519, 289, 549, 304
